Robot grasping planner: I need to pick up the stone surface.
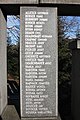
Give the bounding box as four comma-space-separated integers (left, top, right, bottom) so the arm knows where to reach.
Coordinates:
21, 116, 61, 120
0, 1, 80, 16
0, 9, 7, 115
1, 105, 20, 120
40, 0, 80, 4
0, 0, 38, 4
1, 0, 80, 4
1, 105, 61, 120
20, 7, 58, 118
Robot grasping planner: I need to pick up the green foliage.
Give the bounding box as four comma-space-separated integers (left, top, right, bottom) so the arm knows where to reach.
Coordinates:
58, 17, 72, 84
7, 43, 19, 80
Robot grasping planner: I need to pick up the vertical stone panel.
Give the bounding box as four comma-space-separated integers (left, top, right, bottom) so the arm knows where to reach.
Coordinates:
0, 9, 7, 115
20, 7, 58, 119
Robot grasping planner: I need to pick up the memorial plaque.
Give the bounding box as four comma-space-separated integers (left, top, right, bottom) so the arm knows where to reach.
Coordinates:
20, 7, 58, 118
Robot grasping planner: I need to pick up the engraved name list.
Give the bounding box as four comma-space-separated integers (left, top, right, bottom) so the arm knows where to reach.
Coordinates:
20, 7, 58, 118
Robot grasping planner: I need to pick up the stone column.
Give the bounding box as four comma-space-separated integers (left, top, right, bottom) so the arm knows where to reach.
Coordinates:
20, 6, 61, 120
0, 9, 7, 115
69, 40, 80, 120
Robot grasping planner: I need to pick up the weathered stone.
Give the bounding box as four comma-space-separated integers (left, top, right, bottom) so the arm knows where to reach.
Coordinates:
1, 105, 20, 120
0, 9, 7, 115
1, 0, 80, 4
1, 105, 61, 120
21, 116, 61, 120
0, 0, 38, 4
40, 0, 80, 4
20, 7, 58, 119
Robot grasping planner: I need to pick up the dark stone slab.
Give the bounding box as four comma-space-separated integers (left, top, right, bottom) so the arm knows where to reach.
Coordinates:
69, 40, 80, 49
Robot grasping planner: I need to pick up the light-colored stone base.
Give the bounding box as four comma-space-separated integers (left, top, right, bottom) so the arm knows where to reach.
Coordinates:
21, 116, 61, 120
1, 105, 20, 120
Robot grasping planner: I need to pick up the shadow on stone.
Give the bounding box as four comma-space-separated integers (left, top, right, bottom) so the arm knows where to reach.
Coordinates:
7, 80, 20, 116
0, 116, 2, 120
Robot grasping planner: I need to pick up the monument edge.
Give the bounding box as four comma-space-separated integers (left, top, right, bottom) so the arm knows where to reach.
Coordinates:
20, 6, 58, 118
40, 0, 80, 4
20, 6, 23, 117
0, 0, 39, 4
21, 116, 61, 120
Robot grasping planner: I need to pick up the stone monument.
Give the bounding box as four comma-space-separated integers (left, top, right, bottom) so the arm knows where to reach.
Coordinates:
0, 9, 7, 115
20, 7, 58, 119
